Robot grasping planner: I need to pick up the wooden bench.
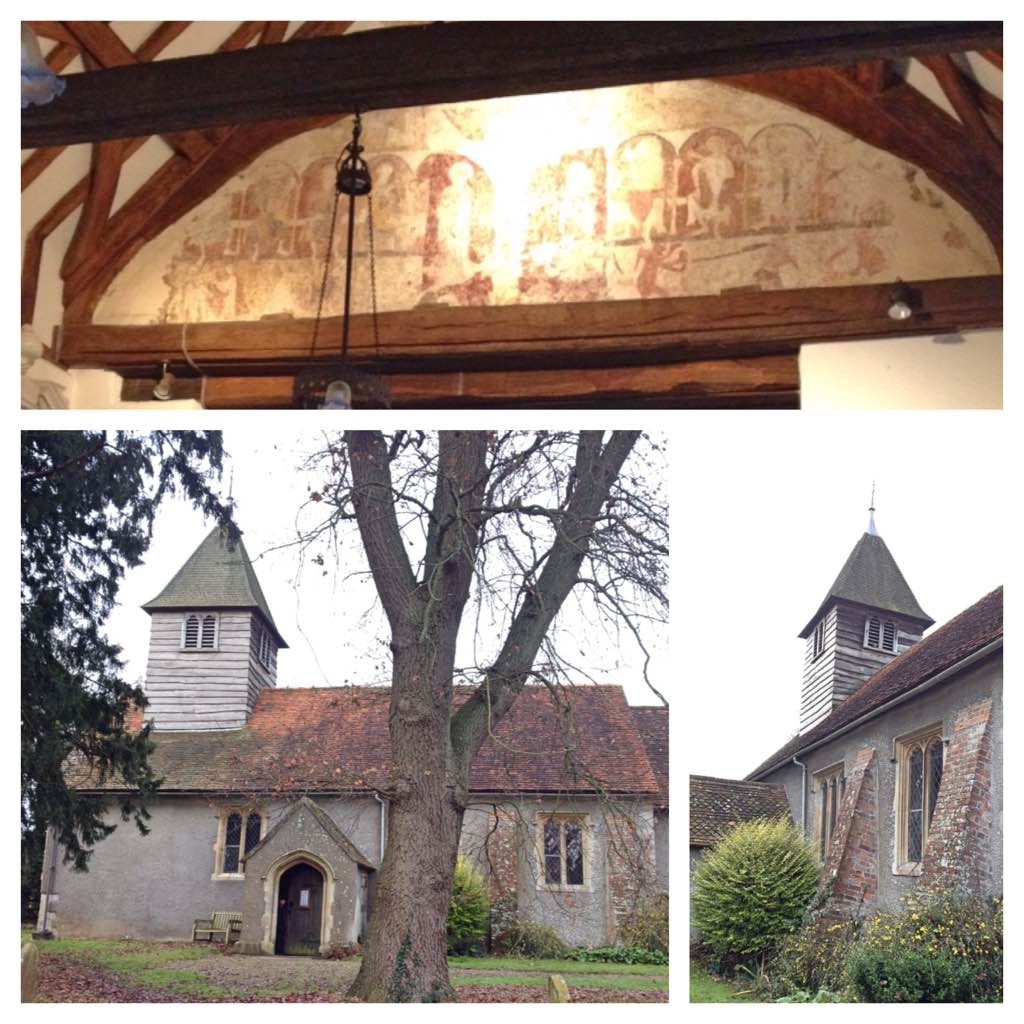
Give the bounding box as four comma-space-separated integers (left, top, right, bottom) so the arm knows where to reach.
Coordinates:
192, 911, 242, 944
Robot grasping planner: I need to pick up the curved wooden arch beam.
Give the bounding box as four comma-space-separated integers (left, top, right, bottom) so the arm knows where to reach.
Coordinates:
720, 65, 1002, 258
60, 22, 354, 323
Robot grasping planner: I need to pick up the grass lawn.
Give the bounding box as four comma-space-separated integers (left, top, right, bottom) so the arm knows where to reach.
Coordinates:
22, 932, 667, 1002
690, 963, 762, 1003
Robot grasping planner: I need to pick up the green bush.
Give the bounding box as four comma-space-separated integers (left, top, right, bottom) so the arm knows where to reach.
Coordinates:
691, 817, 819, 958
847, 947, 990, 1003
492, 920, 569, 959
619, 894, 669, 952
847, 891, 1002, 1003
772, 913, 861, 997
447, 856, 490, 955
568, 945, 668, 965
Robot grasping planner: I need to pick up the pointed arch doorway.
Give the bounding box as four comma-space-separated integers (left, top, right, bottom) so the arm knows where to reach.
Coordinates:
274, 861, 324, 955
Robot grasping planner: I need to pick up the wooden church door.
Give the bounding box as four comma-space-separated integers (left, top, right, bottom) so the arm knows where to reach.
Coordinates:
275, 862, 324, 955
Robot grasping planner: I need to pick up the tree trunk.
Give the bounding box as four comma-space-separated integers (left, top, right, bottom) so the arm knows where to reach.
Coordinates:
345, 431, 487, 1001
347, 645, 465, 1002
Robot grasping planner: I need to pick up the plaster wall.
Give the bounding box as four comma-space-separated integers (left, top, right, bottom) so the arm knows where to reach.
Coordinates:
41, 794, 382, 940
758, 653, 1002, 910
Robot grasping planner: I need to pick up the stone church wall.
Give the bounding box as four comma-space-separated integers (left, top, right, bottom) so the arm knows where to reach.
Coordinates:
40, 794, 380, 941
460, 796, 658, 947
759, 652, 1002, 913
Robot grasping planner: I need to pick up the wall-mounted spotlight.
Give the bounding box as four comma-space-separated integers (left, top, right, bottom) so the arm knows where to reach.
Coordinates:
887, 283, 914, 322
153, 362, 175, 400
321, 380, 353, 409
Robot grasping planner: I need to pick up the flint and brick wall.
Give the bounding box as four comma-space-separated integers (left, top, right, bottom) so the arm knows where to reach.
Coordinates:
921, 698, 993, 892
821, 746, 877, 916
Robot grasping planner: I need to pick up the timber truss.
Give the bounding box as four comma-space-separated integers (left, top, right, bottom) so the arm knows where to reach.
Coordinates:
22, 21, 1003, 408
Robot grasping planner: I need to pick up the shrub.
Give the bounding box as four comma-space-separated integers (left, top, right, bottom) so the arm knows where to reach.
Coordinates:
492, 920, 569, 959
847, 947, 989, 1003
447, 856, 490, 955
772, 913, 861, 997
847, 891, 1002, 1003
568, 945, 668, 965
619, 894, 669, 952
691, 817, 819, 958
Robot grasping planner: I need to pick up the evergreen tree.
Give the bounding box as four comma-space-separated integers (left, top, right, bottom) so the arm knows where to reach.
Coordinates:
21, 431, 233, 911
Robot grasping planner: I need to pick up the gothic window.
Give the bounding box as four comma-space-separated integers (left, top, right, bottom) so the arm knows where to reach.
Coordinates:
215, 809, 264, 877
895, 725, 944, 872
815, 763, 845, 860
864, 615, 898, 653
812, 617, 826, 660
538, 815, 588, 888
182, 612, 218, 650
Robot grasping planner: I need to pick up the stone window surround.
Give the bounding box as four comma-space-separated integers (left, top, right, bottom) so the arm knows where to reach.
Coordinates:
534, 812, 593, 893
181, 611, 220, 652
211, 805, 267, 881
892, 721, 945, 877
813, 760, 846, 860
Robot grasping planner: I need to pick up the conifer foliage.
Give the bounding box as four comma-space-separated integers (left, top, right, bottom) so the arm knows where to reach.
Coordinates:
691, 817, 819, 957
21, 431, 232, 901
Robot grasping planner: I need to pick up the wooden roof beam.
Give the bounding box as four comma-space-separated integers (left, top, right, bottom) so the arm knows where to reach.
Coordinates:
122, 355, 802, 410
919, 53, 1002, 175
22, 21, 1002, 147
56, 276, 1002, 378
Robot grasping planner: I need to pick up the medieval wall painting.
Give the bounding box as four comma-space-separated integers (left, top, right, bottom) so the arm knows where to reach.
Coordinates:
94, 80, 1000, 327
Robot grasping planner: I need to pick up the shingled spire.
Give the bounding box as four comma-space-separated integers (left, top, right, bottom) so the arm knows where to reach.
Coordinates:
797, 511, 933, 734
141, 526, 287, 731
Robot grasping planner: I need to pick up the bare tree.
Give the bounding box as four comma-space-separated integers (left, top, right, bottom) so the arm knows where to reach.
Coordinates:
292, 430, 666, 1001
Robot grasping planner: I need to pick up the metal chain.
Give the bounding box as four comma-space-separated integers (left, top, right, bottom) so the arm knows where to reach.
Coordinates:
308, 185, 343, 361
367, 191, 381, 357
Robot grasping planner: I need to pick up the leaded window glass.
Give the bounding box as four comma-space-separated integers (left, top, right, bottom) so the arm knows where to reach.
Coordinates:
896, 725, 944, 869
564, 821, 584, 885
244, 813, 263, 856
541, 817, 586, 887
815, 764, 845, 859
543, 820, 562, 884
927, 739, 944, 826
907, 747, 924, 862
223, 813, 242, 873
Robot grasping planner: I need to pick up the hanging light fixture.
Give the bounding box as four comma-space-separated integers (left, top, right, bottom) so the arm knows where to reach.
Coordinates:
21, 24, 65, 108
294, 111, 387, 409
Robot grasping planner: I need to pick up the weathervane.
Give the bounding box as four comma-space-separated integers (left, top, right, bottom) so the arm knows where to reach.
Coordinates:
868, 482, 878, 535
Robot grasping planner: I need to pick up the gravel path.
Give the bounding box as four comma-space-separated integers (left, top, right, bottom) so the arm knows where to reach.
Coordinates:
164, 954, 360, 993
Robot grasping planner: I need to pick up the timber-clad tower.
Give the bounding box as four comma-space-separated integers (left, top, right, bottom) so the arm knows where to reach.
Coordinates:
141, 526, 287, 731
797, 508, 933, 734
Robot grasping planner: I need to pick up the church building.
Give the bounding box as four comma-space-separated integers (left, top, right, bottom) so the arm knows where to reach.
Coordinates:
36, 527, 669, 954
744, 512, 1002, 915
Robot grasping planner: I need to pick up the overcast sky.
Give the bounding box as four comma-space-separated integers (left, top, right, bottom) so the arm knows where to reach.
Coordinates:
104, 429, 669, 709
681, 412, 1007, 780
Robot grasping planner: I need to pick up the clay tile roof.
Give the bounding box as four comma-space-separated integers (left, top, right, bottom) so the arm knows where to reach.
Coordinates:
142, 525, 287, 647
82, 684, 662, 798
799, 532, 933, 638
689, 775, 791, 847
631, 706, 668, 806
751, 586, 1002, 780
